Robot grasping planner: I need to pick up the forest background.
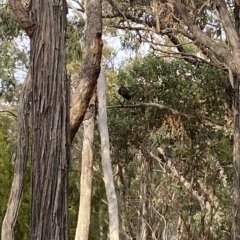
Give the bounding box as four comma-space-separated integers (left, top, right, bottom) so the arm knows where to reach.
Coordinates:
0, 0, 239, 239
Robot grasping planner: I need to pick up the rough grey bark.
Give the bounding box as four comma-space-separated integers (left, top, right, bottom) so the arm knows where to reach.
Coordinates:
75, 93, 96, 240
232, 74, 240, 239
1, 73, 31, 240
232, 3, 240, 238
4, 0, 102, 239
29, 0, 70, 238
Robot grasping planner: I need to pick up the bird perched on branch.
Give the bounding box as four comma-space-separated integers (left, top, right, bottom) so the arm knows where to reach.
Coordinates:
111, 84, 131, 100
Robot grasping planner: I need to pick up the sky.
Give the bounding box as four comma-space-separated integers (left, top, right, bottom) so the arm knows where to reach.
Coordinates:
11, 3, 149, 82
14, 34, 149, 83
103, 35, 149, 68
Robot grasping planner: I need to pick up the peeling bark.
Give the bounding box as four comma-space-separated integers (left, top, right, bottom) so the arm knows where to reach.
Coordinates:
70, 0, 103, 142
10, 0, 103, 144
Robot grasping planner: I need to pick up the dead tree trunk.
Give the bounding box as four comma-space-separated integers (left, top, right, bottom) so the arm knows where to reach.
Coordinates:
75, 93, 96, 240
97, 64, 120, 240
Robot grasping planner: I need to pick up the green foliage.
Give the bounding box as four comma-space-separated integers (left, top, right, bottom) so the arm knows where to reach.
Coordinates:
0, 36, 29, 102
0, 8, 22, 39
0, 115, 31, 239
68, 162, 80, 239
0, 41, 18, 101
0, 116, 14, 230
107, 53, 232, 239
66, 17, 85, 63
15, 162, 30, 240
89, 176, 108, 240
0, 2, 234, 236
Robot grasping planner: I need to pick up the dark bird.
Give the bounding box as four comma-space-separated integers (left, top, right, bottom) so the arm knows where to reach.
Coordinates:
111, 84, 131, 100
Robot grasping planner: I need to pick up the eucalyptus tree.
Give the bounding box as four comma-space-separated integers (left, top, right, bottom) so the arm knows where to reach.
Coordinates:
103, 0, 240, 238
1, 0, 103, 240
106, 54, 232, 239
3, 0, 71, 239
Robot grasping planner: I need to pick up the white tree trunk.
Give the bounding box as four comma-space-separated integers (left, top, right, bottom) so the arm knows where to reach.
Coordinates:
75, 93, 96, 240
97, 64, 119, 240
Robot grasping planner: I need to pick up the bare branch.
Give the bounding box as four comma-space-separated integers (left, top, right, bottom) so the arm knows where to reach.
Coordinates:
105, 5, 226, 69
107, 102, 225, 129
168, 0, 240, 74
67, 1, 85, 22
216, 0, 240, 51
149, 150, 217, 211
0, 110, 17, 118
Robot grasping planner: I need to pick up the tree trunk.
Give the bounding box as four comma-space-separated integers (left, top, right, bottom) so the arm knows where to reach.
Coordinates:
137, 153, 152, 240
70, 0, 102, 141
97, 64, 120, 240
1, 73, 31, 240
3, 0, 102, 238
232, 74, 240, 240
75, 93, 96, 240
29, 0, 70, 239
232, 2, 240, 238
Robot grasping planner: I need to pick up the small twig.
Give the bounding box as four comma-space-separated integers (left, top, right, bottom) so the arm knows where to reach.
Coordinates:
107, 102, 225, 129
108, 102, 198, 118
0, 0, 9, 9
114, 96, 124, 107
0, 110, 17, 118
67, 1, 85, 22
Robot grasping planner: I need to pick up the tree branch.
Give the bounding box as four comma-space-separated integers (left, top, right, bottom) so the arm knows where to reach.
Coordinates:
107, 102, 225, 129
0, 110, 17, 118
67, 1, 85, 22
216, 0, 240, 51
70, 0, 103, 142
168, 0, 240, 75
10, 0, 34, 36
105, 2, 226, 69
148, 150, 217, 211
